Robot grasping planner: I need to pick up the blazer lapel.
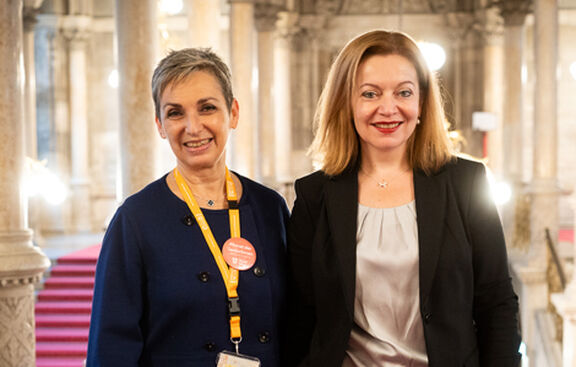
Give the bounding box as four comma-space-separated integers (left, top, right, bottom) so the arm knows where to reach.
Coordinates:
414, 168, 448, 306
324, 168, 359, 318
322, 167, 448, 317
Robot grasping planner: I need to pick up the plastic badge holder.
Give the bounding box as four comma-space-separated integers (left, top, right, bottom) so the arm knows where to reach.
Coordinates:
216, 351, 260, 367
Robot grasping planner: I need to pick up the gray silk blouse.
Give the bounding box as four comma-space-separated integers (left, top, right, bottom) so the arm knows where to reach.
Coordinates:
342, 201, 428, 367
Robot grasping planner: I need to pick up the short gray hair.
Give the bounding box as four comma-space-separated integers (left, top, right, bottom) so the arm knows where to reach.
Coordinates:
151, 48, 234, 119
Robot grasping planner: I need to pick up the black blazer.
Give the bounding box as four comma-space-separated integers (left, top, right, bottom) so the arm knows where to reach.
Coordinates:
285, 157, 521, 367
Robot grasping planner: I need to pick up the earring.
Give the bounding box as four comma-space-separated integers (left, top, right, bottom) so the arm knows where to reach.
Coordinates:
417, 118, 421, 125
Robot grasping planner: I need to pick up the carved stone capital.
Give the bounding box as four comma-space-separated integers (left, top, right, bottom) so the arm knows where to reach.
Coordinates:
23, 10, 39, 32
60, 16, 92, 48
23, 0, 44, 8
475, 7, 505, 45
254, 3, 281, 32
444, 12, 477, 43
297, 14, 329, 43
427, 0, 458, 14
275, 11, 300, 39
493, 0, 532, 26
23, 0, 44, 32
316, 0, 342, 15
298, 14, 329, 33
62, 29, 90, 48
340, 0, 432, 15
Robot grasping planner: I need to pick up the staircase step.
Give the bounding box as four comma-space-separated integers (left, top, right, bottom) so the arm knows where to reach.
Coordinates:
57, 256, 98, 265
38, 289, 94, 301
36, 341, 87, 357
43, 276, 95, 289
36, 357, 87, 367
50, 264, 96, 277
36, 327, 89, 342
36, 301, 92, 314
36, 314, 91, 328
55, 244, 101, 265
34, 245, 100, 367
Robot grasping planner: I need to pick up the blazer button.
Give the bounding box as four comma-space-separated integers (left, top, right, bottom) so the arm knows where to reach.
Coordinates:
182, 215, 195, 226
258, 331, 271, 343
197, 271, 210, 282
424, 312, 432, 323
253, 266, 266, 277
204, 342, 217, 351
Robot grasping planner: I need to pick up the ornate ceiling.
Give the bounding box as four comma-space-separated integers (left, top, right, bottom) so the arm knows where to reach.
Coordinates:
298, 0, 484, 15
38, 0, 576, 19
294, 0, 576, 15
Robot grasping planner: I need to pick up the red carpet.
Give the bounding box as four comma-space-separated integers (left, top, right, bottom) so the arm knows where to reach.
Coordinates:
36, 244, 101, 367
559, 228, 574, 243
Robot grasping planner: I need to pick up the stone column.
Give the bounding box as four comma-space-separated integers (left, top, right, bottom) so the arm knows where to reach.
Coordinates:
444, 13, 473, 139
63, 17, 92, 232
115, 0, 158, 198
529, 0, 559, 261
444, 12, 487, 158
512, 266, 548, 363
254, 3, 279, 185
22, 0, 44, 159
497, 1, 531, 248
33, 14, 72, 235
273, 11, 298, 184
228, 0, 256, 178
513, 0, 560, 361
23, 1, 44, 243
298, 16, 325, 123
479, 8, 504, 175
187, 0, 221, 51
292, 14, 325, 179
0, 1, 51, 366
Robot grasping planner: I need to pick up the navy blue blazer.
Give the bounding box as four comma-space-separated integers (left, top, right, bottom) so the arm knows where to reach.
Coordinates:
87, 173, 289, 366
285, 157, 521, 367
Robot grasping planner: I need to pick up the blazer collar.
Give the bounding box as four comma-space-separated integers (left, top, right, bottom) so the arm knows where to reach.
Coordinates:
324, 166, 359, 318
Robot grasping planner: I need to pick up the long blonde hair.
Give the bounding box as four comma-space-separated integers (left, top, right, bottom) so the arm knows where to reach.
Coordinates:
309, 29, 454, 176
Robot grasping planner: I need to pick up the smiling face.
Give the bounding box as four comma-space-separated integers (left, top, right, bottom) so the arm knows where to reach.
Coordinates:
155, 70, 238, 173
352, 53, 420, 158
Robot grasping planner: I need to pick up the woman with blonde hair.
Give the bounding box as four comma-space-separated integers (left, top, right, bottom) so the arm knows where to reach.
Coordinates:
286, 30, 521, 367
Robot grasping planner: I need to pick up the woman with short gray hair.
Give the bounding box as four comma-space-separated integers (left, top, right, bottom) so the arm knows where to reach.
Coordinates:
87, 48, 288, 367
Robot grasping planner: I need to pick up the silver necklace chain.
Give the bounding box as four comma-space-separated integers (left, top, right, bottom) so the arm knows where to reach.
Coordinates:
360, 168, 410, 189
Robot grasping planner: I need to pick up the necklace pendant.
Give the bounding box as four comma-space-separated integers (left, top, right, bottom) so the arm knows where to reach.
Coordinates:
378, 181, 388, 189
207, 199, 215, 207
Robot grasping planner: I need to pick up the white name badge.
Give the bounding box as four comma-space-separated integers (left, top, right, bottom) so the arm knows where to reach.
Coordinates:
216, 351, 260, 367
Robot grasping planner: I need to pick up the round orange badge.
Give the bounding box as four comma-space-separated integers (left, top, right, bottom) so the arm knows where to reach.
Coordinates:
222, 237, 257, 270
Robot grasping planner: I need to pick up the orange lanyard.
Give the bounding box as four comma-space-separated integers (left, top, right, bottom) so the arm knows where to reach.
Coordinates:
174, 167, 242, 343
